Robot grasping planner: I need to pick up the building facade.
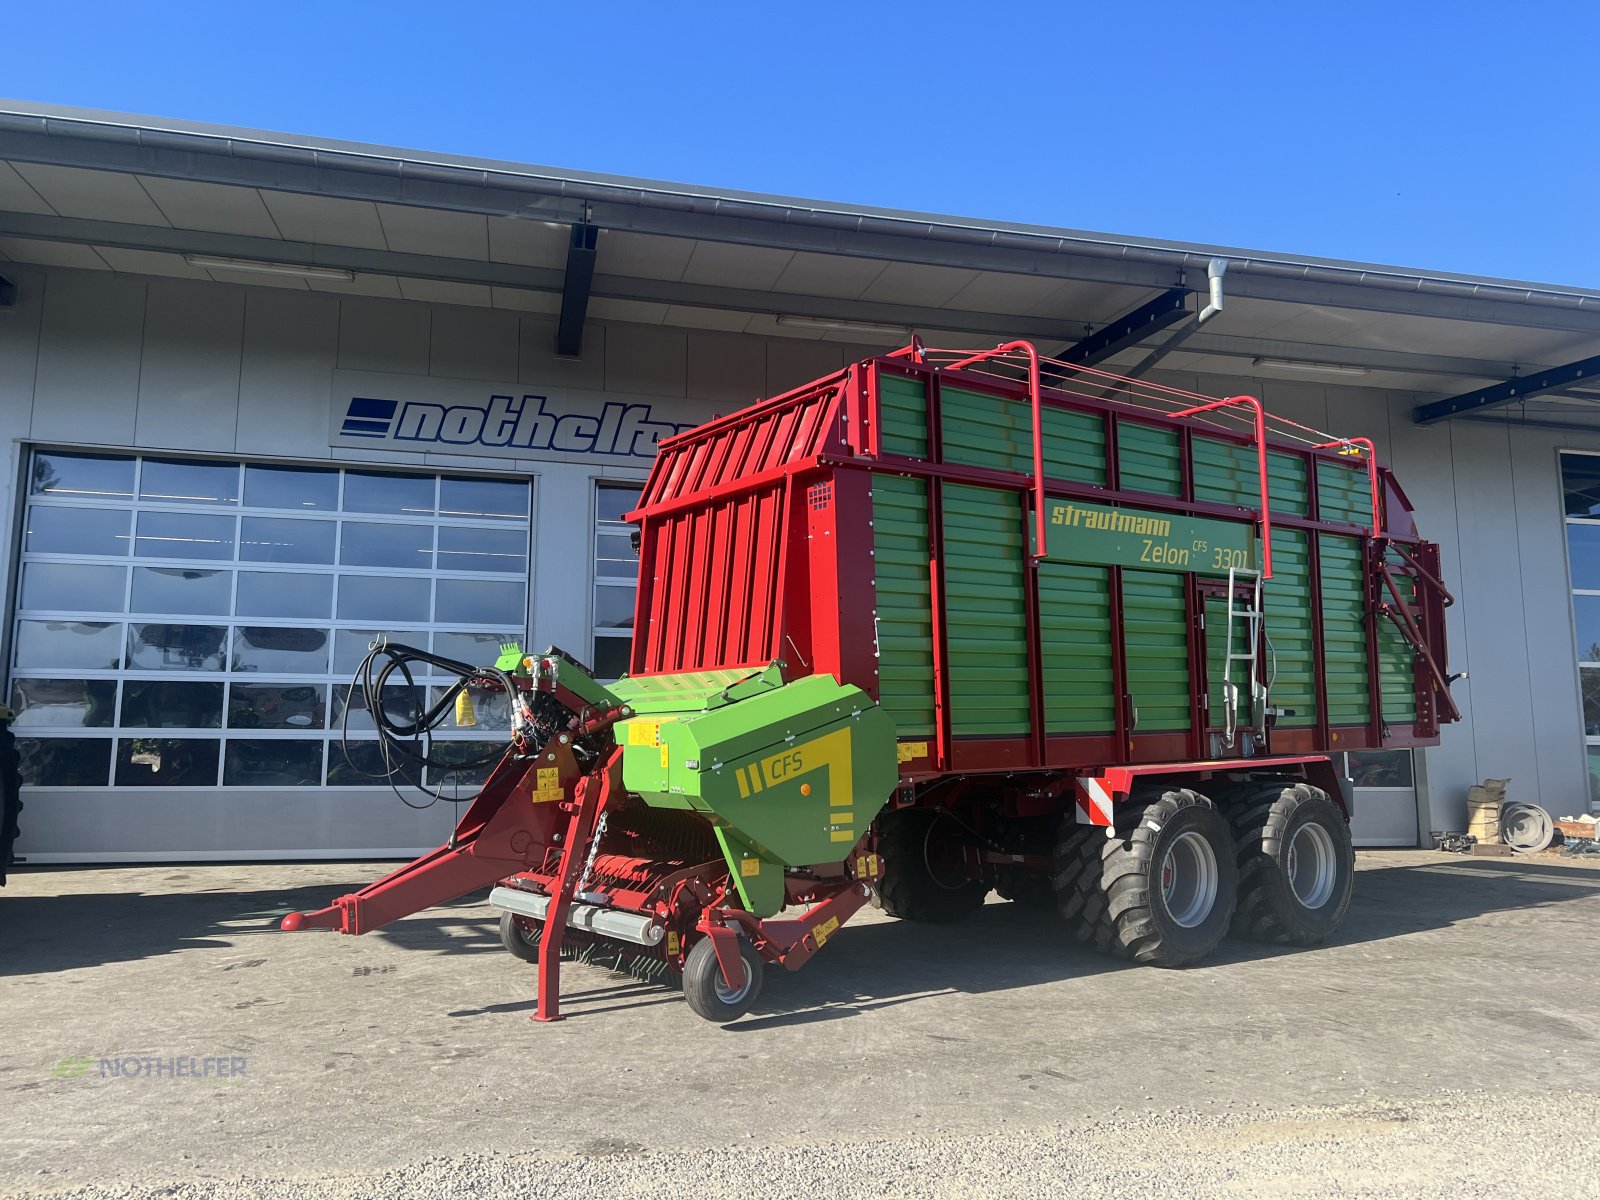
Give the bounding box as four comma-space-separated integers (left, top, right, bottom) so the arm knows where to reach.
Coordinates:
2, 103, 1598, 861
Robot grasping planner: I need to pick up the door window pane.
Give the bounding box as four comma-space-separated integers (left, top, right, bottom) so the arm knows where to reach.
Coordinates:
333, 629, 428, 675
333, 684, 421, 731
126, 624, 227, 672
235, 572, 333, 619
1589, 745, 1600, 806
597, 486, 641, 523
592, 636, 632, 681
1576, 595, 1600, 662
240, 517, 336, 565
229, 684, 326, 729
594, 584, 635, 630
244, 465, 339, 511
25, 506, 131, 556
340, 522, 433, 569
20, 563, 127, 613
1563, 453, 1600, 517
130, 566, 231, 616
224, 739, 325, 786
15, 621, 122, 670
435, 578, 524, 625
439, 477, 529, 520
141, 459, 240, 505
134, 511, 236, 560
337, 575, 431, 622
231, 627, 330, 674
1344, 749, 1414, 788
344, 471, 434, 516
327, 740, 421, 787
1584, 667, 1600, 736
120, 680, 225, 728
431, 684, 511, 730
115, 738, 220, 786
1569, 523, 1600, 592
595, 530, 636, 579
425, 739, 504, 787
437, 526, 526, 573
10, 679, 117, 728
19, 737, 112, 785
31, 453, 134, 500
431, 632, 516, 671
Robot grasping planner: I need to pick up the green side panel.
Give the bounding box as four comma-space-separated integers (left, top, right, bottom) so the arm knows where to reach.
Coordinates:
1378, 548, 1418, 724
1117, 421, 1182, 497
1267, 451, 1310, 517
878, 373, 929, 459
1042, 497, 1256, 576
1319, 533, 1371, 726
1122, 569, 1191, 732
1037, 562, 1115, 734
1317, 459, 1371, 527
943, 483, 1031, 736
1203, 593, 1253, 731
1192, 436, 1259, 509
1265, 527, 1317, 727
871, 474, 935, 736
940, 388, 1107, 484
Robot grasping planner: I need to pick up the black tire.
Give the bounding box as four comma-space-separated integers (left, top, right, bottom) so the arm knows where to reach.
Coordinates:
874, 808, 989, 923
499, 910, 541, 962
682, 935, 763, 1023
1053, 787, 1237, 967
1228, 782, 1353, 945
0, 721, 20, 887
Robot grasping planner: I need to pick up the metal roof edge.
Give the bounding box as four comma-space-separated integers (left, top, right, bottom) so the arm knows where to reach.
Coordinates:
2, 97, 1597, 311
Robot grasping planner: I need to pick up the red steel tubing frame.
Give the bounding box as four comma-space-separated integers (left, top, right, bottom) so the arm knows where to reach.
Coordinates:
1314, 436, 1382, 536
942, 340, 1048, 559
1168, 395, 1274, 580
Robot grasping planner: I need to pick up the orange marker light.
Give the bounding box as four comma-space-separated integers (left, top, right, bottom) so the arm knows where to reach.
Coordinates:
800, 784, 812, 796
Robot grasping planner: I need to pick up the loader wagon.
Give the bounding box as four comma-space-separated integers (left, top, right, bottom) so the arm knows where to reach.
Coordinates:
283, 339, 1460, 1023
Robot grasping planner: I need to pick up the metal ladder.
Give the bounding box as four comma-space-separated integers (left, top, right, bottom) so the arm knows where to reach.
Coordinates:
1221, 566, 1266, 750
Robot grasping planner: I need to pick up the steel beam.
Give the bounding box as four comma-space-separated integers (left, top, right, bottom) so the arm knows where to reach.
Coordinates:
1412, 353, 1600, 424
556, 224, 598, 357
0, 272, 14, 309
1058, 287, 1191, 366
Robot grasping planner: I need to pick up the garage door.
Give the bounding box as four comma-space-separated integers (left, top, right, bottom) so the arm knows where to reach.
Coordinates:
10, 450, 532, 861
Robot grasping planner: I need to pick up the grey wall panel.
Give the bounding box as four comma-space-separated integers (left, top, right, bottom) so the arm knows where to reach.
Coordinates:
0, 264, 44, 673
236, 289, 340, 459
134, 279, 245, 452
31, 270, 145, 445
687, 330, 766, 406
336, 295, 429, 375
605, 324, 686, 397
429, 306, 518, 381
766, 340, 844, 397
519, 316, 605, 389
529, 461, 604, 659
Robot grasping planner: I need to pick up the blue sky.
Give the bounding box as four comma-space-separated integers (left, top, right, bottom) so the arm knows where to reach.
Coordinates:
8, 1, 1598, 287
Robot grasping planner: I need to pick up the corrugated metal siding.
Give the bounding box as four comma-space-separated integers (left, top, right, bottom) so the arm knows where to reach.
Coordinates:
1122, 569, 1192, 732
1268, 451, 1310, 517
1317, 459, 1371, 527
1319, 532, 1371, 725
1038, 562, 1115, 734
940, 388, 1107, 483
1378, 548, 1418, 724
1118, 421, 1182, 497
878, 373, 928, 459
1266, 527, 1317, 727
872, 474, 935, 736
638, 484, 784, 673
943, 484, 1030, 736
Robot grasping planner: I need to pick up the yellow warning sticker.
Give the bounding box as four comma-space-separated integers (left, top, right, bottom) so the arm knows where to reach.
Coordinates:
896, 741, 929, 763
740, 858, 761, 877
628, 721, 660, 747
665, 931, 680, 956
530, 766, 564, 802
813, 916, 840, 948
659, 743, 670, 769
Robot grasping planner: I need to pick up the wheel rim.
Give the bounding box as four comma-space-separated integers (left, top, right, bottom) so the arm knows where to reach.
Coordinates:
1160, 830, 1219, 928
1286, 822, 1338, 910
712, 953, 754, 1005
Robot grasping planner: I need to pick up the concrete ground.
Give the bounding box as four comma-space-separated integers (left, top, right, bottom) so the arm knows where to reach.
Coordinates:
3, 850, 1599, 1199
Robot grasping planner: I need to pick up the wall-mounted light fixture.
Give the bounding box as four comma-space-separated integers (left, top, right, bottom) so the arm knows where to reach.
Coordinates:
184, 255, 356, 282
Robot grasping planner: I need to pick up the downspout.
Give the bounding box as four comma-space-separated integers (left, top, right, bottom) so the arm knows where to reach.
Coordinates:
1199, 257, 1228, 323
